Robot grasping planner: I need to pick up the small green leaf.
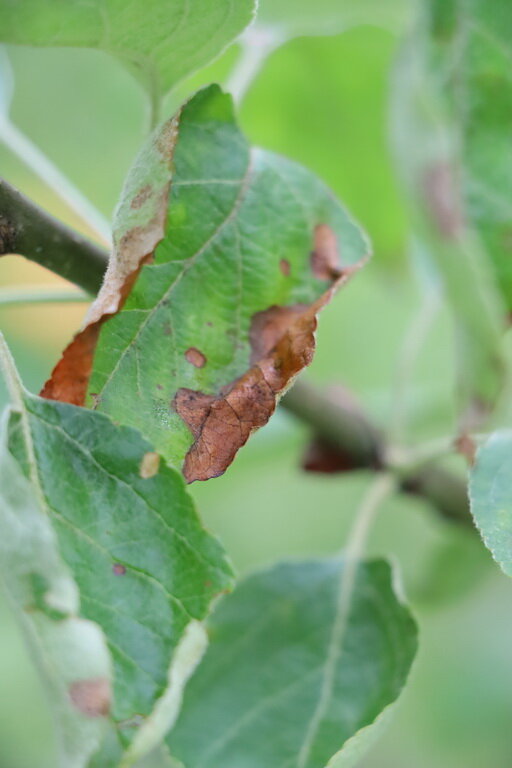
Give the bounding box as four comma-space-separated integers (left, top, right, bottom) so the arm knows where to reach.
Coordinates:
0, 423, 112, 768
392, 0, 508, 423
469, 430, 512, 578
0, 0, 255, 101
1, 337, 233, 763
167, 558, 418, 768
256, 0, 411, 40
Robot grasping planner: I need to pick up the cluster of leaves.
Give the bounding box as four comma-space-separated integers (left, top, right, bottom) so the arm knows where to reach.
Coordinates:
0, 0, 512, 766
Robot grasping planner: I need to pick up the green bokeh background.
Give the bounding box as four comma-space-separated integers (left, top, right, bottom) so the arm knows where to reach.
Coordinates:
1, 23, 512, 768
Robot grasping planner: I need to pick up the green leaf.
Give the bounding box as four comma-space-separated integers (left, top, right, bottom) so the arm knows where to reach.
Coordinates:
1, 337, 233, 764
0, 422, 112, 768
469, 430, 512, 577
256, 0, 411, 40
0, 0, 255, 102
43, 85, 369, 481
167, 558, 418, 768
392, 0, 508, 423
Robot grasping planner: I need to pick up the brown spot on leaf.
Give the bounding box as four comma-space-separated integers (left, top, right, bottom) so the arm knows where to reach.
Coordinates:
139, 451, 160, 478
279, 258, 291, 276
185, 347, 207, 368
69, 677, 110, 717
41, 112, 182, 405
423, 162, 464, 240
175, 258, 366, 482
163, 322, 172, 336
311, 224, 343, 280
112, 563, 126, 575
131, 184, 153, 209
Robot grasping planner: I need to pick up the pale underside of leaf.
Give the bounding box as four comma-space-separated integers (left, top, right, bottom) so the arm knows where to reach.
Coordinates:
5, 378, 233, 762
0, 415, 112, 768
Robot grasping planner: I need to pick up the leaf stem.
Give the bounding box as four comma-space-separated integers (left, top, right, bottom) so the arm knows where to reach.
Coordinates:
344, 473, 396, 562
226, 25, 284, 104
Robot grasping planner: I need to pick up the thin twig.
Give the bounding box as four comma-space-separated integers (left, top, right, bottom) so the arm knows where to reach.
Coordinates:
0, 285, 90, 307
0, 118, 111, 245
344, 473, 396, 561
281, 379, 472, 527
0, 178, 108, 294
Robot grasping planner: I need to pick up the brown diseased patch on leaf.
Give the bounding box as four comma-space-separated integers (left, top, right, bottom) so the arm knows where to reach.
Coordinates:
40, 112, 182, 405
185, 347, 207, 368
311, 223, 343, 281
174, 243, 365, 482
69, 677, 110, 718
112, 563, 126, 576
40, 255, 151, 404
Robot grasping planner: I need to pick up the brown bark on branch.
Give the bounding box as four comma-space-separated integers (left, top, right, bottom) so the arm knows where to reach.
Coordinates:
0, 178, 108, 294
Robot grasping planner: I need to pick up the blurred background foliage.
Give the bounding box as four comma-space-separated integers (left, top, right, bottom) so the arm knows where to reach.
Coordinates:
1, 17, 512, 768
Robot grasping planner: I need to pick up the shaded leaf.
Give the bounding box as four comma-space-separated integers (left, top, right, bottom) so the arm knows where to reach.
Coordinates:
0, 0, 255, 100
0, 422, 111, 768
1, 337, 233, 763
43, 85, 369, 481
392, 0, 508, 425
167, 558, 418, 768
469, 430, 512, 577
